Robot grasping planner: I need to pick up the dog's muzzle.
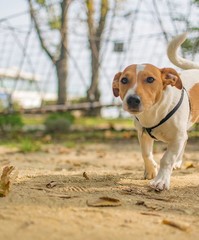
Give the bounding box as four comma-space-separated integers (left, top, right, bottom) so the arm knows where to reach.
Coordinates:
126, 95, 141, 110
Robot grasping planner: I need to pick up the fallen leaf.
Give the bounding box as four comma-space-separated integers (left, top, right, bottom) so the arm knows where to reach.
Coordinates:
141, 212, 161, 217
184, 161, 195, 169
30, 187, 45, 191
46, 181, 57, 188
136, 200, 161, 210
162, 219, 190, 231
73, 162, 81, 167
136, 200, 145, 206
0, 166, 15, 197
87, 197, 121, 207
58, 147, 71, 154
48, 194, 78, 199
83, 172, 90, 180
150, 197, 171, 202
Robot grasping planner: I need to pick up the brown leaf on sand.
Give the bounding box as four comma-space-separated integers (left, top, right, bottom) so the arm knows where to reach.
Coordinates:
46, 181, 57, 188
184, 161, 195, 169
0, 166, 15, 197
162, 219, 190, 231
83, 172, 90, 180
136, 200, 160, 210
87, 197, 121, 207
48, 193, 78, 199
58, 147, 71, 154
141, 212, 161, 217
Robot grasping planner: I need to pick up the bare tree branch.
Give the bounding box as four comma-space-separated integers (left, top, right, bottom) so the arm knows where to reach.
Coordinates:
85, 0, 109, 105
86, 0, 98, 57
28, 0, 54, 61
58, 0, 68, 61
96, 0, 109, 49
153, 0, 169, 43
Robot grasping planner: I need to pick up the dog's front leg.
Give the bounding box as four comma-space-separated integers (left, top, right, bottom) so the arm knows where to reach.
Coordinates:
138, 131, 158, 180
173, 140, 187, 169
150, 136, 187, 190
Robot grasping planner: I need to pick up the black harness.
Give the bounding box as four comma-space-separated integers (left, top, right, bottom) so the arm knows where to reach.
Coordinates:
136, 87, 189, 140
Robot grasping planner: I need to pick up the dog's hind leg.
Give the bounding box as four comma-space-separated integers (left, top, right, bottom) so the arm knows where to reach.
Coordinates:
138, 131, 158, 180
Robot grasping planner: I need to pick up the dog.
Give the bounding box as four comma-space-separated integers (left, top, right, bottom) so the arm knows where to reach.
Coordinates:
112, 33, 199, 191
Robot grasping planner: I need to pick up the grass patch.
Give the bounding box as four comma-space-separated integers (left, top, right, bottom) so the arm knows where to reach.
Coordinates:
22, 115, 45, 125
18, 138, 42, 153
64, 141, 76, 148
22, 115, 133, 130
0, 115, 199, 150
74, 117, 133, 128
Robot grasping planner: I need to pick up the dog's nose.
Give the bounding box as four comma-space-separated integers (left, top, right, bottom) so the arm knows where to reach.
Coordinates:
127, 95, 141, 108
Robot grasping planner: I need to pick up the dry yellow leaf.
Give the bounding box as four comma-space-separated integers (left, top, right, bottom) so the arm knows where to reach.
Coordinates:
0, 166, 15, 197
162, 219, 190, 231
184, 161, 195, 169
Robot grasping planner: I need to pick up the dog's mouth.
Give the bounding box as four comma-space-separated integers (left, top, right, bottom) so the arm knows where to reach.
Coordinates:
127, 108, 143, 115
123, 103, 143, 115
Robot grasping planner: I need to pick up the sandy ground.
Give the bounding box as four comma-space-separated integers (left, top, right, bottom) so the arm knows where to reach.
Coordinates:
0, 138, 199, 240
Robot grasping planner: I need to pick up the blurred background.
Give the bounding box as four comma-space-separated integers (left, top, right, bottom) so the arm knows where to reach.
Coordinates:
0, 0, 198, 142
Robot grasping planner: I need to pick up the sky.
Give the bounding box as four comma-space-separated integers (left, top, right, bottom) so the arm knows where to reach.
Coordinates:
0, 1, 29, 23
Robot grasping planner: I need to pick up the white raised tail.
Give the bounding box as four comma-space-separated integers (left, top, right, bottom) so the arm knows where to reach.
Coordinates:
167, 32, 199, 70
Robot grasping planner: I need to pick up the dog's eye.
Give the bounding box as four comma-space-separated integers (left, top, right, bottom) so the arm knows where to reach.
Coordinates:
121, 78, 128, 84
146, 77, 155, 83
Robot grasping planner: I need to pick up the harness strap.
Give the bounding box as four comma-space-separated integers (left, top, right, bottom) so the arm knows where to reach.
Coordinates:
136, 87, 186, 140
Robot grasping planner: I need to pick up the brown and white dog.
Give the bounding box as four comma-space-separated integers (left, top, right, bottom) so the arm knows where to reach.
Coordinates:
112, 33, 199, 191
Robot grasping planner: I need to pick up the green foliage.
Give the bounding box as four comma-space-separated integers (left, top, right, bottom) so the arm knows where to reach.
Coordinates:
35, 0, 60, 30
181, 0, 199, 54
74, 116, 133, 128
64, 141, 76, 148
49, 18, 61, 30
182, 39, 195, 53
71, 97, 87, 104
193, 0, 199, 5
36, 0, 46, 5
172, 1, 199, 56
0, 114, 24, 132
182, 36, 199, 54
44, 112, 75, 133
19, 138, 41, 153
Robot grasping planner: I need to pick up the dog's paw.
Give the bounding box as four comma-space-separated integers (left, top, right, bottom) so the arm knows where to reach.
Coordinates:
173, 160, 182, 170
144, 162, 158, 180
149, 169, 171, 191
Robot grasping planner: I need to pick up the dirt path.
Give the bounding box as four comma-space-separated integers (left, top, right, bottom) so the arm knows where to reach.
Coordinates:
0, 139, 199, 240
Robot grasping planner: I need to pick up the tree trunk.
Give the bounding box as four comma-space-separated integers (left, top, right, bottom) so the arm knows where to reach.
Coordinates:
56, 58, 67, 105
56, 0, 68, 105
87, 49, 100, 102
86, 0, 109, 116
28, 0, 69, 105
85, 41, 101, 116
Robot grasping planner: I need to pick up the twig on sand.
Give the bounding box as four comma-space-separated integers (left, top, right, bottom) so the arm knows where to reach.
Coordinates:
162, 219, 190, 231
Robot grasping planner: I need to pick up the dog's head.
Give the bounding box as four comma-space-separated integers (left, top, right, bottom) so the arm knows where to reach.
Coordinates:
112, 64, 182, 114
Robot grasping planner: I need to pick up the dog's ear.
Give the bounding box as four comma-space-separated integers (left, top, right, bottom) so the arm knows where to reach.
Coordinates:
112, 72, 122, 97
161, 68, 182, 90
